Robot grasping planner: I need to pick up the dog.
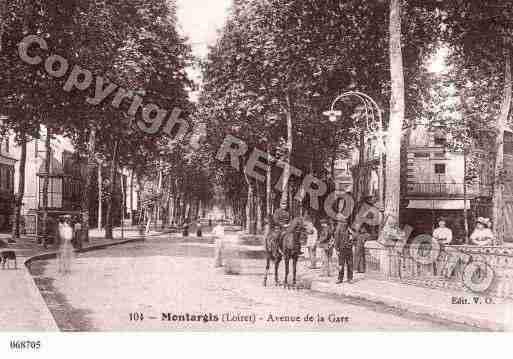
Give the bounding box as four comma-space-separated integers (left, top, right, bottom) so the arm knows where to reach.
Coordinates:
1, 250, 17, 269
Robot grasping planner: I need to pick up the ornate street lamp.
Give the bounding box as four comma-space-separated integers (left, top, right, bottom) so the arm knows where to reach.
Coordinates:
324, 91, 386, 212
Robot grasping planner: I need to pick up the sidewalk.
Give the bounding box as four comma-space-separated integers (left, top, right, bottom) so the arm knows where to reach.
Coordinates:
0, 227, 154, 331
301, 263, 513, 331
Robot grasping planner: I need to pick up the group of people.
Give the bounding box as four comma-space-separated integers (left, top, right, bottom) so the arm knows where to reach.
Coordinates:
267, 206, 373, 285
432, 216, 496, 246
301, 214, 372, 284
266, 207, 499, 285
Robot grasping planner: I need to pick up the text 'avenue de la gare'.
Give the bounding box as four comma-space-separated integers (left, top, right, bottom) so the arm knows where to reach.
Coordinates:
160, 312, 350, 324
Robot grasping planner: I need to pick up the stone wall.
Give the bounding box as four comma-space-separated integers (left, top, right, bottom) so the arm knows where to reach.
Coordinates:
364, 240, 513, 299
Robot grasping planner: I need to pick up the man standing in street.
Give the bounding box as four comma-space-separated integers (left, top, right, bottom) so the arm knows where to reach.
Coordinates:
354, 224, 371, 274
318, 219, 334, 276
334, 215, 354, 284
213, 221, 225, 268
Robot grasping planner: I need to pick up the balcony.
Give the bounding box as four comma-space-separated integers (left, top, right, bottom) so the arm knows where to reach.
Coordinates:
407, 183, 492, 198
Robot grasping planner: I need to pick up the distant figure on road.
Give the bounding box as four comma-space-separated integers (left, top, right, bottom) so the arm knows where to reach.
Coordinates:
58, 216, 75, 275
213, 222, 225, 268
196, 220, 203, 237
304, 215, 318, 269
73, 215, 83, 250
354, 225, 371, 274
334, 216, 353, 284
318, 219, 334, 277
182, 220, 190, 237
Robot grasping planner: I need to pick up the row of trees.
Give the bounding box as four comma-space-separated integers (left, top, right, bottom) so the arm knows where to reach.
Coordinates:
0, 0, 213, 240
199, 0, 512, 242
198, 0, 439, 234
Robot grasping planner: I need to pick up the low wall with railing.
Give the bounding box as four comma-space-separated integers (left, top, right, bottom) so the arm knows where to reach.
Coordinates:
364, 241, 513, 299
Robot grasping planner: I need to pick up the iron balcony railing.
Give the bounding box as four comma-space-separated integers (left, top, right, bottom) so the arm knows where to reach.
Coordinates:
407, 182, 492, 197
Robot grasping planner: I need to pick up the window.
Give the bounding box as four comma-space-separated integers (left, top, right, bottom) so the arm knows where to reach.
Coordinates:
414, 152, 430, 158
0, 165, 4, 190
505, 132, 513, 155
434, 164, 446, 175
0, 165, 14, 192
39, 177, 63, 209
434, 135, 447, 146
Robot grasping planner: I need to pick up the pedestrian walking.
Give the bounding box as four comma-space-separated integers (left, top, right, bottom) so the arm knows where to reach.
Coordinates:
58, 216, 75, 275
213, 221, 225, 268
196, 219, 203, 237
354, 225, 371, 274
182, 219, 190, 237
73, 215, 83, 250
318, 219, 334, 276
334, 216, 354, 284
304, 215, 318, 269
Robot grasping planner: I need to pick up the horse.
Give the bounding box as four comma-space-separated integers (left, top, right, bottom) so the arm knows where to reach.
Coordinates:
263, 216, 306, 288
263, 228, 282, 287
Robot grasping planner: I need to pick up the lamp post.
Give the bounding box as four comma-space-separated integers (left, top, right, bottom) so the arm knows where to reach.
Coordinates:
323, 91, 386, 212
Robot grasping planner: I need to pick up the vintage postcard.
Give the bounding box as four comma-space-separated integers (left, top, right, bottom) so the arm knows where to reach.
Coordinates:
1, 0, 513, 345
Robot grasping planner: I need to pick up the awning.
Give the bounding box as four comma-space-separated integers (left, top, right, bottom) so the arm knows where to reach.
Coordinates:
406, 199, 470, 210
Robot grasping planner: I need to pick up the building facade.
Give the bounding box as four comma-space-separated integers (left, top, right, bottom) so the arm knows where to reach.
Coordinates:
0, 128, 132, 236
0, 136, 16, 231
400, 125, 494, 240
346, 123, 513, 243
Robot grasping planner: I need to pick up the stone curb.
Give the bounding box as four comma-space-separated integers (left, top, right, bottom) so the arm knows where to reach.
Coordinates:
310, 281, 506, 331
24, 237, 145, 267
20, 264, 60, 332
22, 236, 145, 331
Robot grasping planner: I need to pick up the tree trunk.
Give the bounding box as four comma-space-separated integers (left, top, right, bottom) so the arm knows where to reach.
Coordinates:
280, 93, 293, 208
0, 0, 7, 52
156, 162, 163, 228
120, 170, 125, 239
266, 145, 272, 217
244, 169, 257, 234
130, 169, 134, 225
492, 48, 512, 245
384, 0, 406, 231
12, 136, 27, 240
463, 150, 469, 244
257, 192, 263, 233
40, 127, 51, 247
97, 161, 103, 230
80, 127, 97, 245
105, 141, 119, 239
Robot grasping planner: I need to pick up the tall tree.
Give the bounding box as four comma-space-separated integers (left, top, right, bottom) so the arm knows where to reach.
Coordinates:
442, 0, 513, 243
385, 0, 406, 229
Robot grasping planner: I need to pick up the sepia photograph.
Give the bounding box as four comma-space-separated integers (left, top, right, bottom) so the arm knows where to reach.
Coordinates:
1, 0, 513, 351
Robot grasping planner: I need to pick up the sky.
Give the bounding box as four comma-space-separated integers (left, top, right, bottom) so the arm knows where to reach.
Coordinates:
175, 0, 232, 101
175, 0, 233, 58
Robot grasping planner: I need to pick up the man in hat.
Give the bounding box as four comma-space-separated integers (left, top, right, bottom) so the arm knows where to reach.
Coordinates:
303, 214, 318, 269
432, 217, 453, 275
318, 218, 334, 276
354, 224, 371, 273
334, 215, 354, 284
273, 203, 290, 231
